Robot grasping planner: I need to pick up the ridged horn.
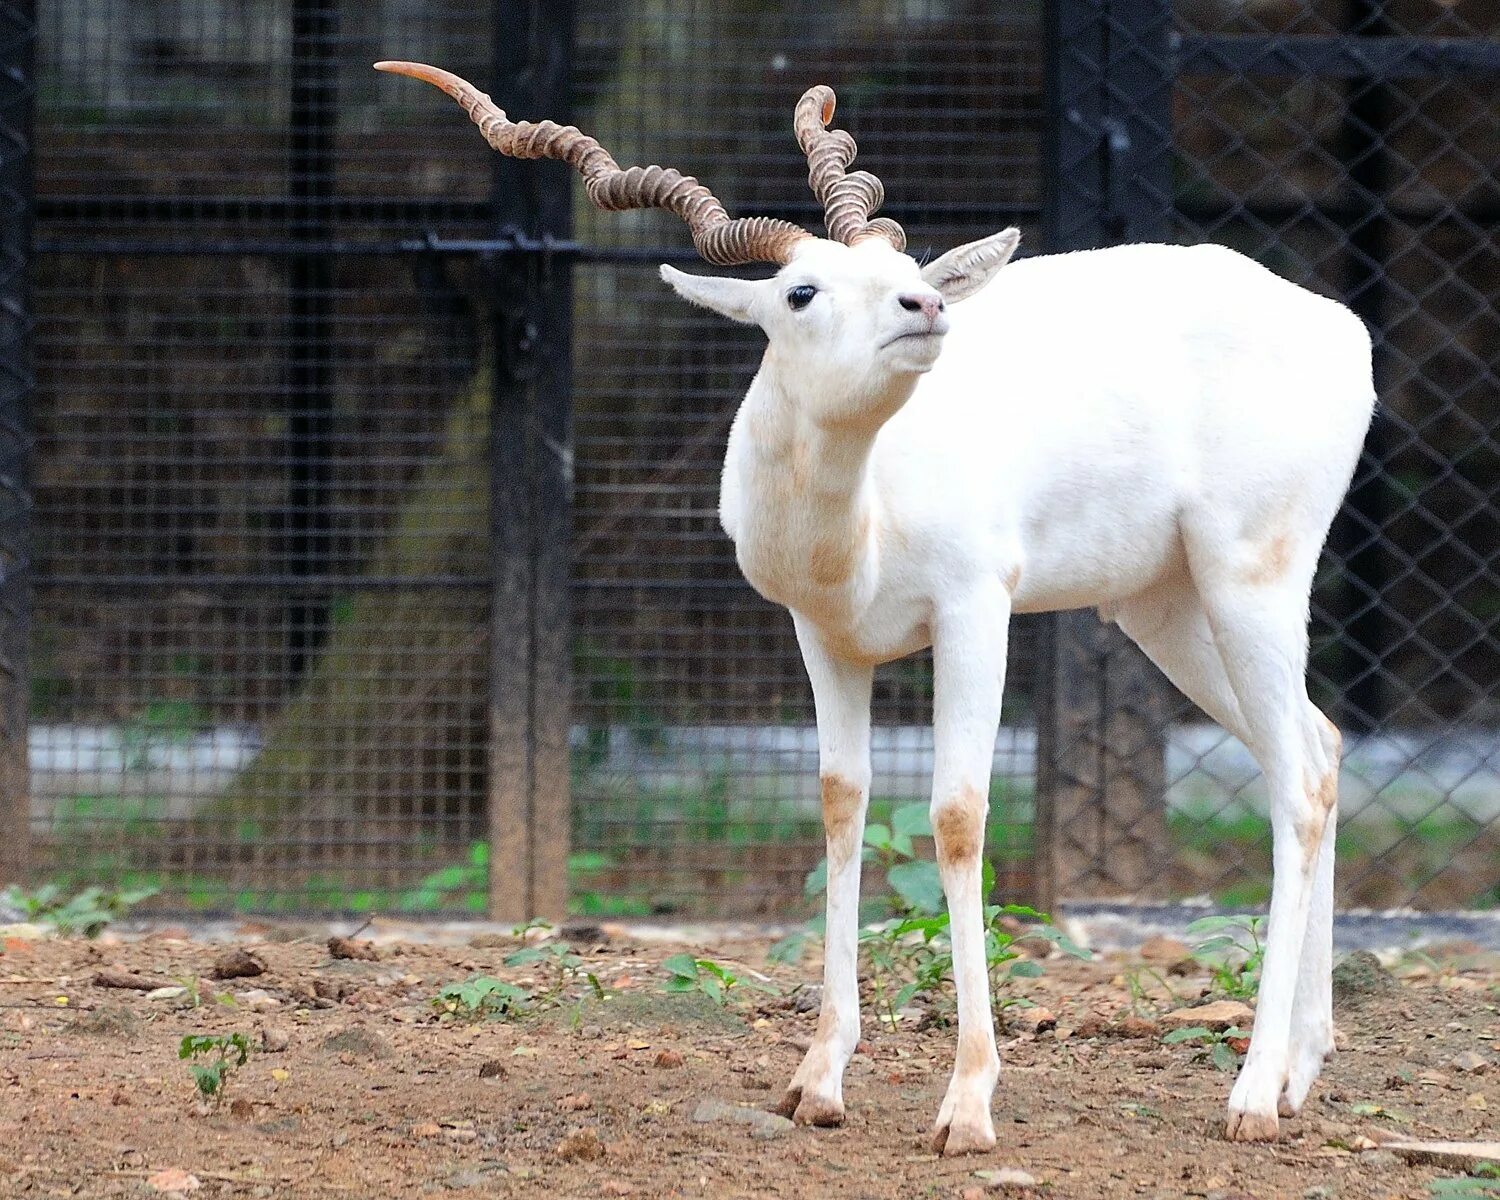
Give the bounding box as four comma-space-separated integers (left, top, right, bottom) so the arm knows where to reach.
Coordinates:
793, 85, 905, 252
374, 60, 813, 267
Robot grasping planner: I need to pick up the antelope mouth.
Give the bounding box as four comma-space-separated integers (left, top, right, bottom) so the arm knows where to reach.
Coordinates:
882, 330, 943, 349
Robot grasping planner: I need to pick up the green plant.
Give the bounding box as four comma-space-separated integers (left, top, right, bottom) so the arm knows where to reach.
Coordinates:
179, 1033, 251, 1110
503, 926, 603, 1006
1428, 1164, 1500, 1198
433, 975, 529, 1020
1185, 914, 1266, 999
2, 883, 158, 937
661, 954, 776, 1006
1123, 964, 1181, 1016
1162, 1024, 1249, 1072
804, 802, 943, 919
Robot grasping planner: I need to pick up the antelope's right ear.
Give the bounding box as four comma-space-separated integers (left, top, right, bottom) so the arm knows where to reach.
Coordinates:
659, 265, 760, 325
921, 228, 1021, 304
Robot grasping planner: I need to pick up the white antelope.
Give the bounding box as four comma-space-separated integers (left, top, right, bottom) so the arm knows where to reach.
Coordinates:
377, 62, 1375, 1154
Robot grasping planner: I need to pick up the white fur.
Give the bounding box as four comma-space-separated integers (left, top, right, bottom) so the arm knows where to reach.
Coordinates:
661, 233, 1374, 1152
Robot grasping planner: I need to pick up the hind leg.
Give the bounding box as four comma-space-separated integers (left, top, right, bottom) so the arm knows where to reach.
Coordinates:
1119, 584, 1342, 1117
1281, 710, 1340, 1116
1117, 569, 1338, 1139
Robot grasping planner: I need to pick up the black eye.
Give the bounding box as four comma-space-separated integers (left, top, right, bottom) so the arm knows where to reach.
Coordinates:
787, 285, 817, 311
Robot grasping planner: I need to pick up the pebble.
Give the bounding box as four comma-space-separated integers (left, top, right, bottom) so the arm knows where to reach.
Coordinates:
556, 1127, 606, 1161
654, 1048, 684, 1069
1159, 1000, 1254, 1031
259, 1025, 291, 1053
691, 1098, 796, 1139
234, 989, 280, 1013
478, 1059, 506, 1079
210, 948, 265, 980
321, 1026, 393, 1060
1450, 1050, 1489, 1074
146, 986, 187, 1002
974, 1167, 1037, 1190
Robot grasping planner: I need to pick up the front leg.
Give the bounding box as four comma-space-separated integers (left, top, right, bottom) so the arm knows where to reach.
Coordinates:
929, 589, 1008, 1155
775, 615, 873, 1127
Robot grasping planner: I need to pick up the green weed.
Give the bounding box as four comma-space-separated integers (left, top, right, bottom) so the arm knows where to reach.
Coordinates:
2, 883, 158, 937
1186, 914, 1266, 999
179, 1032, 251, 1110
1162, 1024, 1248, 1072
661, 954, 776, 1006
432, 975, 529, 1021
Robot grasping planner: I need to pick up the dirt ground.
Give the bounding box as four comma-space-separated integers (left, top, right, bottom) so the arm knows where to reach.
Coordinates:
0, 920, 1496, 1199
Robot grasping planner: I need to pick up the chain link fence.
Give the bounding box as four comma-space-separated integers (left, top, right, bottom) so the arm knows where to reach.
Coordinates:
1, 0, 1495, 918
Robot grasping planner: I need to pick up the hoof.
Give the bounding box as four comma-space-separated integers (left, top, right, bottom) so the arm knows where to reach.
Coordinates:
931, 1117, 996, 1156
1225, 1108, 1279, 1142
774, 1086, 844, 1127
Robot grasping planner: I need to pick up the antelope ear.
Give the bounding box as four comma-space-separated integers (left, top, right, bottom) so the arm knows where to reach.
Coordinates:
659, 265, 759, 325
921, 227, 1020, 304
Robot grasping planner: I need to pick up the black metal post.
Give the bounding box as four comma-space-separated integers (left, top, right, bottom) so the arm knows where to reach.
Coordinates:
1038, 0, 1173, 908
487, 0, 574, 921
287, 0, 337, 676
0, 1, 32, 886
1334, 0, 1394, 733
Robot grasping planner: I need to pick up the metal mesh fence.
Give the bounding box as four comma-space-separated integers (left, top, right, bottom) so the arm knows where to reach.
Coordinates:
3, 0, 1496, 917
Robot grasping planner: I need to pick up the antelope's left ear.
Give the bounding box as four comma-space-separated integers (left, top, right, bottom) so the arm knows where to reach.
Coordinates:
921, 227, 1021, 304
659, 265, 760, 325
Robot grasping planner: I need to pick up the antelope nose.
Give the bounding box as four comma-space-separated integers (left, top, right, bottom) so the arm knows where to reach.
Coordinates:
898, 293, 945, 321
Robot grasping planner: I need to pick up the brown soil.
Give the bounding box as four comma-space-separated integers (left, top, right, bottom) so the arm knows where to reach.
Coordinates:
0, 925, 1496, 1199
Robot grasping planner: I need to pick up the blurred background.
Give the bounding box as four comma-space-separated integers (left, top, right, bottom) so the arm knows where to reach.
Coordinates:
0, 0, 1495, 920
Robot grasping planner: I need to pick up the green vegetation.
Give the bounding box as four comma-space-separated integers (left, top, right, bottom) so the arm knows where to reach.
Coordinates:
1, 883, 157, 937
1428, 1165, 1500, 1198
794, 801, 1088, 1028
432, 975, 530, 1021
179, 1032, 251, 1110
660, 953, 776, 1006
1185, 914, 1266, 1000
1162, 1024, 1248, 1072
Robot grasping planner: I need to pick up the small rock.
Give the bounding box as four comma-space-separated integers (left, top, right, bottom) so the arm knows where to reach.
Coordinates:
556, 1127, 606, 1161
229, 1098, 254, 1121
1139, 935, 1191, 964
1107, 1016, 1160, 1039
691, 1098, 795, 1140
1450, 1050, 1489, 1075
145, 986, 187, 1002
321, 1026, 392, 1060
147, 1168, 201, 1194
1159, 1000, 1254, 1032
1303, 1187, 1334, 1199
558, 1092, 593, 1111
1381, 1139, 1500, 1171
578, 1024, 604, 1040
330, 1132, 349, 1149
210, 949, 265, 980
467, 932, 509, 949
1012, 1008, 1056, 1035
653, 1048, 684, 1069
94, 968, 179, 991
311, 978, 347, 1001
478, 1060, 506, 1079
974, 1166, 1038, 1190
70, 1006, 141, 1039
1331, 951, 1397, 1006
1358, 1150, 1399, 1169
234, 989, 279, 1013
259, 1026, 291, 1053
789, 984, 822, 1014
327, 936, 380, 962
1073, 1015, 1107, 1039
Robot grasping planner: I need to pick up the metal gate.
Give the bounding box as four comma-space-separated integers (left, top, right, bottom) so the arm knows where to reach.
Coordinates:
2, 1, 1497, 918
1043, 0, 1500, 908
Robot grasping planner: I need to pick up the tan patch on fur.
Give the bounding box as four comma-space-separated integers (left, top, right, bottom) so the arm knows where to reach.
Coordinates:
808, 511, 871, 587
1298, 708, 1343, 861
933, 787, 984, 871
1243, 530, 1293, 585
821, 774, 864, 858
955, 1034, 995, 1081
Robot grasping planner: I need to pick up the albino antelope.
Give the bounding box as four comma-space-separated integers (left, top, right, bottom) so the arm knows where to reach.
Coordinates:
377, 62, 1375, 1154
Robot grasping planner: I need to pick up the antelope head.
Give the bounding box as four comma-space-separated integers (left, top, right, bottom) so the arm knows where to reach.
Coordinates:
375, 62, 1020, 422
